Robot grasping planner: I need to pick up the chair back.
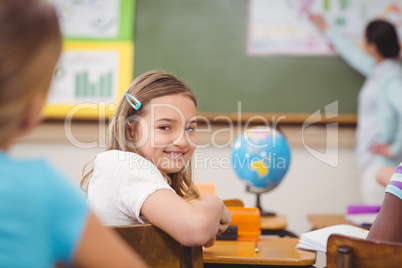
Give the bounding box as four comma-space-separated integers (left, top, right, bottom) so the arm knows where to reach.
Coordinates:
223, 198, 244, 207
327, 234, 402, 268
113, 224, 203, 268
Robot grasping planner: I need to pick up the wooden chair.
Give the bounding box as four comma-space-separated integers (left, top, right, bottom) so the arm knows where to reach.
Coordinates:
195, 183, 216, 195
112, 224, 203, 268
223, 198, 244, 207
326, 234, 402, 268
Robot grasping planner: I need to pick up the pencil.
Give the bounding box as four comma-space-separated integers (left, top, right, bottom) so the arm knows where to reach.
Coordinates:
255, 241, 259, 253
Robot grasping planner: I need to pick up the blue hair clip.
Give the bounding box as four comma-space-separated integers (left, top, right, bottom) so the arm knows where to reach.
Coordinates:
125, 93, 141, 110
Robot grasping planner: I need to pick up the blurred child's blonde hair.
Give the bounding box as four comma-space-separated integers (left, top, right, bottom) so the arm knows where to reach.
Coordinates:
82, 70, 200, 200
0, 0, 61, 146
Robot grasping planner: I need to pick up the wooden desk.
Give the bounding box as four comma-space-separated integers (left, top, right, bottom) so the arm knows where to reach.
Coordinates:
261, 215, 287, 230
260, 215, 298, 237
307, 214, 348, 230
308, 214, 372, 231
203, 238, 316, 267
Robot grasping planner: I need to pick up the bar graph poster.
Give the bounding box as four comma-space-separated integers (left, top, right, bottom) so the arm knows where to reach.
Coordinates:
248, 0, 402, 55
43, 42, 133, 119
48, 51, 117, 103
50, 0, 134, 41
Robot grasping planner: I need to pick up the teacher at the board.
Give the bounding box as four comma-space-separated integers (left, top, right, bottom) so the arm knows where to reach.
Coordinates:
310, 15, 402, 204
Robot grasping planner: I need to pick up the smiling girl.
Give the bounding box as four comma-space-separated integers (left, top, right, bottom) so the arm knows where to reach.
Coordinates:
81, 70, 231, 247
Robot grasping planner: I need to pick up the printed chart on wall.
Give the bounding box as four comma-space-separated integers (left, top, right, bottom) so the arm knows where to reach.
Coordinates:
49, 51, 118, 104
43, 42, 133, 119
43, 0, 135, 119
248, 0, 402, 55
49, 0, 127, 39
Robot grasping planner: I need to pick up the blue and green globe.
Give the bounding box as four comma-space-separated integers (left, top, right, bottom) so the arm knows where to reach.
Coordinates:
231, 127, 291, 189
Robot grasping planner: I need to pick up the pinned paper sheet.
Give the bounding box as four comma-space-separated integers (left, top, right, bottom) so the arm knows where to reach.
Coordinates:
50, 0, 121, 38
248, 0, 402, 55
43, 41, 133, 119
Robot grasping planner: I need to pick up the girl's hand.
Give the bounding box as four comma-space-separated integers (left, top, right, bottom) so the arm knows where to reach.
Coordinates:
203, 237, 216, 248
370, 143, 391, 158
217, 205, 232, 236
309, 14, 327, 32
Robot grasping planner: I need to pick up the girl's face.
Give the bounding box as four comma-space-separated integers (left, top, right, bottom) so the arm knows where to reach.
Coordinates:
363, 36, 374, 55
134, 94, 197, 174
363, 36, 381, 59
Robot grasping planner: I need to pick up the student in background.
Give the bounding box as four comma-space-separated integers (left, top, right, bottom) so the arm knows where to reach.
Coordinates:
0, 1, 147, 267
81, 70, 232, 247
310, 15, 402, 204
367, 162, 402, 243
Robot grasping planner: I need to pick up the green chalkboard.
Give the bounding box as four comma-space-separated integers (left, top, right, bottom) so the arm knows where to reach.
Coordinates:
133, 0, 364, 122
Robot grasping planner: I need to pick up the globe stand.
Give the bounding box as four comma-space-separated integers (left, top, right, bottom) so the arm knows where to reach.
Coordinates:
246, 185, 279, 217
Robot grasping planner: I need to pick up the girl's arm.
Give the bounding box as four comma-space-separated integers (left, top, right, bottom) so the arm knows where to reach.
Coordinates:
73, 212, 148, 268
368, 164, 402, 243
367, 193, 402, 243
141, 190, 231, 247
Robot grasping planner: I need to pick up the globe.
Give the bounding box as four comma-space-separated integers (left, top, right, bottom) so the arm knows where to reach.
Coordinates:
231, 127, 291, 191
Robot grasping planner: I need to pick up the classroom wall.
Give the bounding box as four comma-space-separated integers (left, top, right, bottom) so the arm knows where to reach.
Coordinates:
12, 122, 362, 236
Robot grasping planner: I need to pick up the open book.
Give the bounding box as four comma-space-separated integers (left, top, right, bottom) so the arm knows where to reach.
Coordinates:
296, 224, 369, 252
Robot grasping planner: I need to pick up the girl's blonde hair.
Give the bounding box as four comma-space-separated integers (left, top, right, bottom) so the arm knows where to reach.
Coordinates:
82, 70, 200, 200
0, 0, 62, 146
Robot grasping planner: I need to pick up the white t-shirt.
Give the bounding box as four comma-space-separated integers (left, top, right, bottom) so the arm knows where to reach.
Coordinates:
88, 150, 174, 226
